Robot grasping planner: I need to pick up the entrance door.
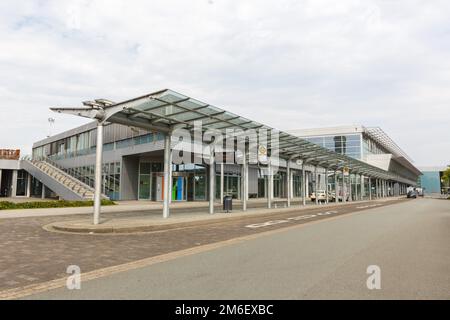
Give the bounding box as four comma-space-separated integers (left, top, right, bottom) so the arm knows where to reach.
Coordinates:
172, 176, 186, 201
138, 175, 151, 200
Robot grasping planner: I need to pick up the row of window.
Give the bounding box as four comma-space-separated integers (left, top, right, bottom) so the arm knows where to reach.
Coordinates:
33, 122, 165, 161
304, 134, 362, 160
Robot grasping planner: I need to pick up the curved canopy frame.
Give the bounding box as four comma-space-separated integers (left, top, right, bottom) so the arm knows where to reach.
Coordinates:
51, 89, 417, 185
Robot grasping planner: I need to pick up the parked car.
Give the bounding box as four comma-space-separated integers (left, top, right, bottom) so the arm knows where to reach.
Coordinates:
407, 189, 417, 198
310, 190, 327, 202
416, 187, 424, 197
331, 191, 350, 202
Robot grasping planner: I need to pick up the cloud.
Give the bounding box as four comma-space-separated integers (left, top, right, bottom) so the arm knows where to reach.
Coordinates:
0, 0, 449, 165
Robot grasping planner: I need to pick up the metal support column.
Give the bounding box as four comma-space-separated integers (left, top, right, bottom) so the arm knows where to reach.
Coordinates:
342, 170, 346, 203
334, 170, 338, 203
163, 133, 171, 219
242, 151, 247, 211
348, 172, 352, 202
41, 185, 45, 199
360, 175, 364, 200
375, 179, 378, 198
315, 165, 319, 205
169, 149, 173, 204
267, 161, 273, 209
369, 177, 372, 200
209, 146, 215, 214
93, 122, 104, 225
325, 167, 329, 204
286, 159, 291, 208
220, 162, 224, 203
302, 163, 306, 206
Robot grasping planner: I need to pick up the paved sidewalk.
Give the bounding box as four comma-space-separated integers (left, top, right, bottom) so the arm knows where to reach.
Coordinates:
0, 199, 238, 219
47, 198, 401, 234
0, 197, 396, 219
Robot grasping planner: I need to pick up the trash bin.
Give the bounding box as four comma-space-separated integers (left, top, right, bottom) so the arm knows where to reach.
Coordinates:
223, 195, 232, 213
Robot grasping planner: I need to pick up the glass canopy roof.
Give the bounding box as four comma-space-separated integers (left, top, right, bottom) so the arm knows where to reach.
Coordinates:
51, 89, 415, 184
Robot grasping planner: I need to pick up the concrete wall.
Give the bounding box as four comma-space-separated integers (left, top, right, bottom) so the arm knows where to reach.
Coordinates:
0, 159, 21, 170
121, 155, 140, 200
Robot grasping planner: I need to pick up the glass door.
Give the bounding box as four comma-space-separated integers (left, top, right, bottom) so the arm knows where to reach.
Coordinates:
194, 174, 206, 200
138, 162, 151, 200
139, 175, 151, 200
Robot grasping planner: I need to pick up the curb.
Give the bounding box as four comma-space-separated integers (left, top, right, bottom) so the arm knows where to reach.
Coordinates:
45, 198, 404, 235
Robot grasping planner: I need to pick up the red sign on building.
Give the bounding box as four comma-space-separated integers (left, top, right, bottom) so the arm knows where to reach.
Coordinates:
0, 149, 20, 160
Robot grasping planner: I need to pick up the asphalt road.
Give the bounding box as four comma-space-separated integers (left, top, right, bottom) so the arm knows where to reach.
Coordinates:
0, 198, 398, 293
26, 198, 450, 299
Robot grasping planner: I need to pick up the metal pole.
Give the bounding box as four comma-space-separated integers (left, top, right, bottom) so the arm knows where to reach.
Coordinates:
286, 159, 291, 208
333, 170, 339, 203
315, 165, 319, 205
325, 167, 329, 204
220, 162, 224, 202
376, 179, 380, 198
242, 150, 247, 211
93, 122, 104, 225
369, 177, 372, 200
209, 146, 215, 214
169, 149, 173, 204
360, 174, 364, 200
302, 162, 306, 206
348, 172, 352, 202
163, 133, 171, 219
267, 161, 272, 209
342, 169, 346, 203
41, 185, 46, 199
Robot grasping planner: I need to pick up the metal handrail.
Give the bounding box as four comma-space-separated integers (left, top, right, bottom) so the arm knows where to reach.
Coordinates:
30, 156, 101, 198
32, 156, 109, 197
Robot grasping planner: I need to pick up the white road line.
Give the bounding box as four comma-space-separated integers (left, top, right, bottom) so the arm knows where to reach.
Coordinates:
246, 211, 338, 229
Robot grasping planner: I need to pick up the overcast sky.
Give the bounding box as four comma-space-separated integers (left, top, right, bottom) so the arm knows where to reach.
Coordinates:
0, 0, 449, 166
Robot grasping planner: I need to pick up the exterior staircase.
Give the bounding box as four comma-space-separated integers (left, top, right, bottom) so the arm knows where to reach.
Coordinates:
22, 159, 108, 201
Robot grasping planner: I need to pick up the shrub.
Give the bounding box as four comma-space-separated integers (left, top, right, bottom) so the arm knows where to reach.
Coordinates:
0, 199, 116, 210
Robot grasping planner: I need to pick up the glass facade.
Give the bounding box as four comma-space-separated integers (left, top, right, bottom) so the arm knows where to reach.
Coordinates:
32, 123, 163, 161
138, 162, 208, 201
362, 136, 389, 158
15, 170, 28, 196
304, 134, 362, 159
63, 162, 121, 200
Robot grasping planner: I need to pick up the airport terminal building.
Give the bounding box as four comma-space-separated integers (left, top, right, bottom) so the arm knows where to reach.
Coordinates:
4, 89, 422, 221
288, 125, 421, 195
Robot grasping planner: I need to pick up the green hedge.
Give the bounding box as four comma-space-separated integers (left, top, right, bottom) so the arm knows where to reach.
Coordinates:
0, 199, 116, 210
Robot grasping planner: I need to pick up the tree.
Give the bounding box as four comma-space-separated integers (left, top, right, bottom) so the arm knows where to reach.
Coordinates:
442, 167, 450, 189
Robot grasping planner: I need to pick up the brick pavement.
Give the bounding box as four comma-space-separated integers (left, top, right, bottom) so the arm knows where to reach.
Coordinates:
0, 199, 405, 294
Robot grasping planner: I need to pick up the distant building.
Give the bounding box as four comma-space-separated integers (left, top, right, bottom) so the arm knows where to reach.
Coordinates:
0, 149, 31, 198
288, 125, 422, 194
417, 166, 449, 195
